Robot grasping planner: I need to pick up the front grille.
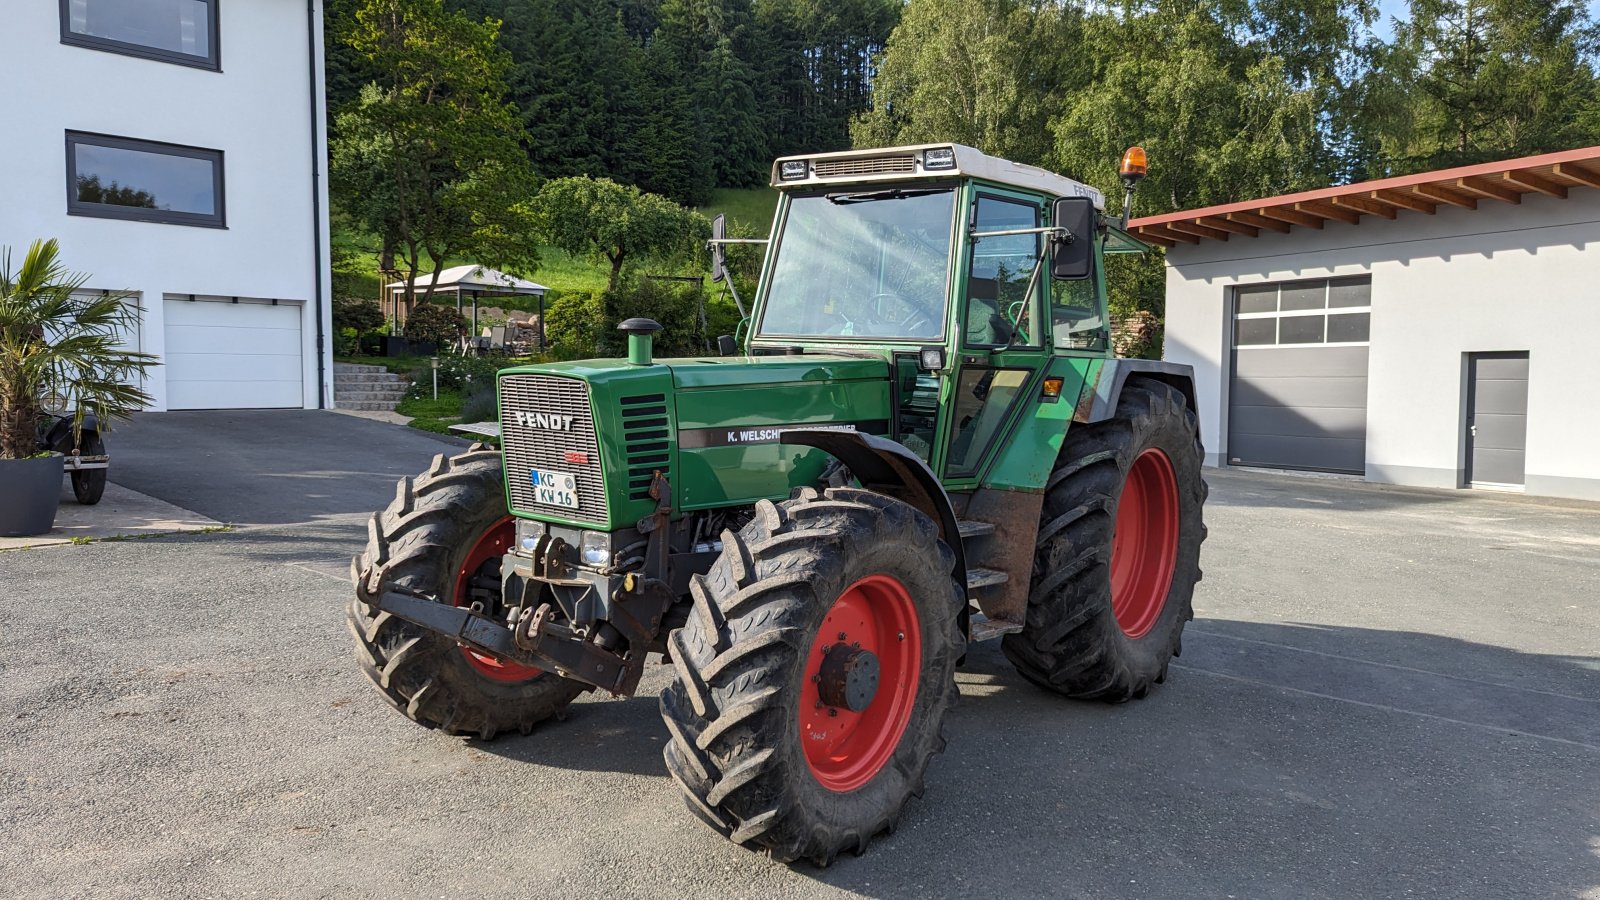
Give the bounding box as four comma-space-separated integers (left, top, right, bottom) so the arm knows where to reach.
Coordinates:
812, 155, 917, 178
620, 394, 669, 501
499, 374, 606, 525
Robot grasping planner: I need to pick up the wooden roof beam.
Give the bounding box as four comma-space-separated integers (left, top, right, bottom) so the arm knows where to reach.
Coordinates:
1226, 211, 1291, 234
1139, 224, 1199, 245
1135, 231, 1176, 248
1255, 206, 1324, 228
1330, 195, 1397, 220
1413, 183, 1478, 209
1201, 216, 1260, 237
1552, 162, 1600, 190
1370, 189, 1437, 214
1164, 220, 1231, 241
1456, 176, 1522, 204
1296, 200, 1362, 225
1502, 169, 1568, 198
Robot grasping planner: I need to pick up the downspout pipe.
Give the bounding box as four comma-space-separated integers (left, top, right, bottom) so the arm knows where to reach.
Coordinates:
307, 0, 328, 408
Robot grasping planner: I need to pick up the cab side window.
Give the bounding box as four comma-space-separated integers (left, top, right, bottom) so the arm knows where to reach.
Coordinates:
1051, 273, 1107, 351
966, 196, 1041, 347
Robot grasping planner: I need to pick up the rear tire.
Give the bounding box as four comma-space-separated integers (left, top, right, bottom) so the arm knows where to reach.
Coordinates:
349, 446, 584, 739
1002, 377, 1207, 701
660, 488, 964, 865
69, 433, 106, 505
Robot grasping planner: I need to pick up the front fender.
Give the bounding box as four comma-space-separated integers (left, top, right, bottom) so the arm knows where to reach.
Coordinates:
44, 413, 100, 453
778, 429, 967, 591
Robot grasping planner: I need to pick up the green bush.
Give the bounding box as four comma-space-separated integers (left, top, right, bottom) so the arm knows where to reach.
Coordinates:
543, 290, 603, 359
333, 296, 384, 333
403, 303, 467, 346
435, 354, 504, 391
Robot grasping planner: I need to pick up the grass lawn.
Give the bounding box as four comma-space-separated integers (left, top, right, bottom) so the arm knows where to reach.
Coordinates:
395, 391, 465, 436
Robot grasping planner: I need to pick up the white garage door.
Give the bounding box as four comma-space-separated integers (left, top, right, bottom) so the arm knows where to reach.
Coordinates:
163, 297, 303, 409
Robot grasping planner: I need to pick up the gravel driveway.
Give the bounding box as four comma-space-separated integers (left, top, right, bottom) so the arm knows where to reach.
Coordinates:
2, 413, 1596, 898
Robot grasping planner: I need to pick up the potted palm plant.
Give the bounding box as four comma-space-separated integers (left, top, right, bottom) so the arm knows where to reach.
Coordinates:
1, 239, 155, 536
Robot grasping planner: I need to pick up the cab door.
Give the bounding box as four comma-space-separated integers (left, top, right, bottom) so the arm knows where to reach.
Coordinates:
935, 186, 1052, 487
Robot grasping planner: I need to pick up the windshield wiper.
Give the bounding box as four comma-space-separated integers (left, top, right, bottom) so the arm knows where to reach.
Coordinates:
827, 188, 948, 205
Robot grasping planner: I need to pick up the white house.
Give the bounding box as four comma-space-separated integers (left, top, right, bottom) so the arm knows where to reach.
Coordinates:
1131, 147, 1600, 502
0, 0, 332, 411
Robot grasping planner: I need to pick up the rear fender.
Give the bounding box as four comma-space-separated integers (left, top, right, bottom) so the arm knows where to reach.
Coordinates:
1075, 359, 1197, 425
778, 429, 967, 592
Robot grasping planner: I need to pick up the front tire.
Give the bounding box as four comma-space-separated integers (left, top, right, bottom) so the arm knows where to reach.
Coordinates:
1002, 377, 1207, 701
70, 433, 106, 505
349, 446, 584, 739
660, 488, 964, 865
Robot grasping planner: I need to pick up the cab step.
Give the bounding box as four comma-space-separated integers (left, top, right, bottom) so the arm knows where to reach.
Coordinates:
969, 613, 1024, 642
957, 519, 996, 541
965, 567, 1009, 590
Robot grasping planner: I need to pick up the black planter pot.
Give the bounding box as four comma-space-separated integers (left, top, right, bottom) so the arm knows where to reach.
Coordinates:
0, 453, 64, 537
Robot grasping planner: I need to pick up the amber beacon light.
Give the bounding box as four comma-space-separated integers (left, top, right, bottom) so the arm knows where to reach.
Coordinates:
1119, 146, 1148, 227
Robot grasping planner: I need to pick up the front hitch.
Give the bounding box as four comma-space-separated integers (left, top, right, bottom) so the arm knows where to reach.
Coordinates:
369, 589, 632, 693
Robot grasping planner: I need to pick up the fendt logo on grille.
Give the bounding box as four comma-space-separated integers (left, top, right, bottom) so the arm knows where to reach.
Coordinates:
513, 411, 576, 431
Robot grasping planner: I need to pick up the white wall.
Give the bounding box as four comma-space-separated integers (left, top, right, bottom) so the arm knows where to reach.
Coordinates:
0, 0, 332, 411
1162, 188, 1600, 502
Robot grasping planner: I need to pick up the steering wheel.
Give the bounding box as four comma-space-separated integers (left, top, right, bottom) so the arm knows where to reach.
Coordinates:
1004, 299, 1031, 344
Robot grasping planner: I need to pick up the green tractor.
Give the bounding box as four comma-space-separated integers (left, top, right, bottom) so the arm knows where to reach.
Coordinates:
349, 144, 1206, 864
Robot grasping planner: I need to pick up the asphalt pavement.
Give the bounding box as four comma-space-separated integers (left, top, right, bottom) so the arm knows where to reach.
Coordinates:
1, 411, 1596, 899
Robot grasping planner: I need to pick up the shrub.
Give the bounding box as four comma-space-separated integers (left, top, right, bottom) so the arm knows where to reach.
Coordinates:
403, 302, 467, 346
332, 296, 384, 333
434, 353, 503, 391
543, 290, 603, 359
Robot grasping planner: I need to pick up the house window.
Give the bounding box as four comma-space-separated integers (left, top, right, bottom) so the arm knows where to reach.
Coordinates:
66, 132, 225, 228
60, 0, 220, 70
1232, 276, 1371, 347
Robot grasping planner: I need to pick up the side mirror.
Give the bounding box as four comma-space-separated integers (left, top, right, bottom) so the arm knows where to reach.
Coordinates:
716, 334, 738, 356
710, 213, 727, 284
1051, 196, 1095, 280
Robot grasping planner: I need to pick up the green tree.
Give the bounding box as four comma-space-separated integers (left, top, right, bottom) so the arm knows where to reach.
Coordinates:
851, 0, 1085, 165
528, 176, 711, 291
1382, 0, 1599, 169
331, 0, 539, 320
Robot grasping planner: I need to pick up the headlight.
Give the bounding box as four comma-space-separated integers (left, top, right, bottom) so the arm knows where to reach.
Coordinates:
517, 518, 545, 551
923, 147, 956, 170
779, 160, 808, 181
580, 531, 611, 565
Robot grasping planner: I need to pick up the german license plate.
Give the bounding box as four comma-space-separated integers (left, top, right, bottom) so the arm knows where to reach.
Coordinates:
529, 468, 580, 509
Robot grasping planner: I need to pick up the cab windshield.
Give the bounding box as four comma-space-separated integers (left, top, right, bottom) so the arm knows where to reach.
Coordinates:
757, 188, 955, 341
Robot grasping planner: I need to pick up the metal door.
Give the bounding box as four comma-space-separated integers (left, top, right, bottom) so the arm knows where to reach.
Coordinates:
1465, 352, 1529, 488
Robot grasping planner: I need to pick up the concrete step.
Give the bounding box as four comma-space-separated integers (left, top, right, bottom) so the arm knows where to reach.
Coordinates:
336, 390, 410, 403
334, 372, 410, 384
338, 400, 405, 412
329, 379, 403, 393
333, 363, 389, 374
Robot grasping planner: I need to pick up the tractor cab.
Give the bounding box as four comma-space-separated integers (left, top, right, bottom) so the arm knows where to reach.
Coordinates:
716, 143, 1150, 482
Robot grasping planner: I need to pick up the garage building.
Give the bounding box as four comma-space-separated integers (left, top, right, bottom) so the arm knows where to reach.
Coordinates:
1, 0, 332, 411
1131, 146, 1600, 502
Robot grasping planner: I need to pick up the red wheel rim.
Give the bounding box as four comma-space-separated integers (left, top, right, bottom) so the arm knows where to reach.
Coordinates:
799, 574, 921, 792
1110, 448, 1180, 638
453, 516, 543, 682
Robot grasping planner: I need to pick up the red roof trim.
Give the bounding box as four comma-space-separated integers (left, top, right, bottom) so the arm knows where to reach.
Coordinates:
1127, 145, 1600, 247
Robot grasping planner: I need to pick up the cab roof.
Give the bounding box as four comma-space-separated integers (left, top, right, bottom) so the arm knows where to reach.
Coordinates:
770, 143, 1106, 211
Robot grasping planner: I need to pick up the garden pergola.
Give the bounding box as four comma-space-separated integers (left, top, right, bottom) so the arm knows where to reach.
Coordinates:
385, 265, 549, 337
